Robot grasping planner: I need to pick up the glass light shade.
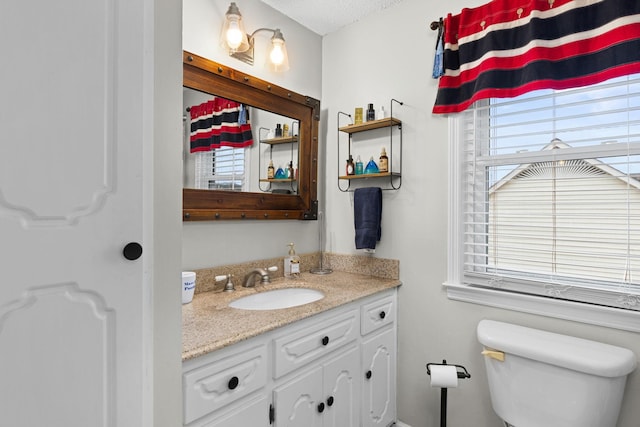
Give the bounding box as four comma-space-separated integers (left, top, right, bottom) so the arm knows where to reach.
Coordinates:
220, 3, 250, 53
267, 30, 289, 72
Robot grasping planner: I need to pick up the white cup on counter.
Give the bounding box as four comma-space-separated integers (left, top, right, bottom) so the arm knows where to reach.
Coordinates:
182, 271, 196, 304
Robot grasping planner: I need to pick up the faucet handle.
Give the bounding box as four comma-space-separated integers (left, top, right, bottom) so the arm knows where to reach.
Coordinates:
266, 266, 278, 272
215, 274, 235, 292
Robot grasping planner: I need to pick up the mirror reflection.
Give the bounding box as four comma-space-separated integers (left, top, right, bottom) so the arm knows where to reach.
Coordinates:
182, 51, 319, 221
183, 87, 300, 195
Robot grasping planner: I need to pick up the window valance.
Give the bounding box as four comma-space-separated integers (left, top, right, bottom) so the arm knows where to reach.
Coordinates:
433, 0, 640, 114
189, 97, 253, 153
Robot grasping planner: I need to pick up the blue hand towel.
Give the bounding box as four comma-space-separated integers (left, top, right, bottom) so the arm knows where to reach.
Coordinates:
354, 187, 382, 250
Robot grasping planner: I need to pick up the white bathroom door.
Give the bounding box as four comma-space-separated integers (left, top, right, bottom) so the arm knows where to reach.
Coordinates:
0, 1, 152, 426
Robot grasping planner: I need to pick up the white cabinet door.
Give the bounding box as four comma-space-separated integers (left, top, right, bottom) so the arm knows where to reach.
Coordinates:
200, 395, 269, 427
361, 327, 396, 427
0, 1, 152, 426
273, 365, 324, 427
322, 346, 360, 427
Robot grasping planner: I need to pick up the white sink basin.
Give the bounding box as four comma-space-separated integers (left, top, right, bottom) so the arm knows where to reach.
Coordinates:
229, 288, 324, 310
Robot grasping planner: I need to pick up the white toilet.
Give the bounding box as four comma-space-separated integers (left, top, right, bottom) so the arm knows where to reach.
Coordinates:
477, 319, 637, 427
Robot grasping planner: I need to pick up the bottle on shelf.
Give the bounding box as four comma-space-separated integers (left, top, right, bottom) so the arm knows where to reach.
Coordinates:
346, 155, 355, 175
366, 103, 375, 121
275, 166, 286, 179
275, 124, 282, 137
379, 147, 388, 173
354, 107, 363, 125
267, 160, 275, 179
364, 157, 379, 174
355, 155, 364, 175
283, 123, 289, 137
378, 105, 386, 119
288, 161, 294, 179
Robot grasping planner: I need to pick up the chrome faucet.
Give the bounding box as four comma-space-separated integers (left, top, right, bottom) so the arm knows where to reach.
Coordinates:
242, 268, 271, 287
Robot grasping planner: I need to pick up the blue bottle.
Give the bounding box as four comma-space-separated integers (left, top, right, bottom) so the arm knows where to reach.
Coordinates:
364, 157, 379, 174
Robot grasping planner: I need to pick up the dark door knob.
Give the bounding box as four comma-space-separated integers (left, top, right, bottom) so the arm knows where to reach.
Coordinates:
365, 370, 372, 379
326, 396, 334, 407
228, 376, 239, 390
379, 311, 386, 319
317, 402, 325, 413
321, 336, 329, 346
123, 242, 143, 260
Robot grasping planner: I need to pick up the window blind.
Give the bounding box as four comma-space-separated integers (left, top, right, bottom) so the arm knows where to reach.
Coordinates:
194, 147, 245, 191
458, 74, 640, 310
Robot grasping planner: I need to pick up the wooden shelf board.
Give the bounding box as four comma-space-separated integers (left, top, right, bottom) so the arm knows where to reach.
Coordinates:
339, 117, 401, 134
260, 136, 298, 145
338, 172, 400, 180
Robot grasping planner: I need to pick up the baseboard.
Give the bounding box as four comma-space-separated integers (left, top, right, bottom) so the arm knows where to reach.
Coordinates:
395, 421, 412, 427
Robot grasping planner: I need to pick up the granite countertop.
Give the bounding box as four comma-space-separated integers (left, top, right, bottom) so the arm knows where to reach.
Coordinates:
182, 270, 401, 361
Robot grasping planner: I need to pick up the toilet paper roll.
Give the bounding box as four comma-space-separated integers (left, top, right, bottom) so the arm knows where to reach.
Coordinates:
430, 365, 458, 388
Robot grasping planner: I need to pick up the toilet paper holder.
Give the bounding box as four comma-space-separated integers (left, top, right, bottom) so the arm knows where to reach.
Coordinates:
426, 360, 470, 427
426, 360, 471, 380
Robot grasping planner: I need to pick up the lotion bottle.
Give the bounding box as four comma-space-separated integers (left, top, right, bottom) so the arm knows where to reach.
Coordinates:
379, 147, 388, 173
284, 243, 300, 277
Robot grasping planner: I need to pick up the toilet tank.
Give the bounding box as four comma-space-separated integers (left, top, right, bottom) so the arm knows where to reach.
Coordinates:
477, 320, 637, 427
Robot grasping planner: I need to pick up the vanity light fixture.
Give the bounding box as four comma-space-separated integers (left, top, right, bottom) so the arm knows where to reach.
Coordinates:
220, 2, 290, 72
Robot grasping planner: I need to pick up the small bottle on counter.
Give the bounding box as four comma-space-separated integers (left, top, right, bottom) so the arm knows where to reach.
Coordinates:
346, 155, 355, 175
379, 147, 388, 173
284, 242, 300, 278
355, 155, 364, 175
366, 103, 376, 121
267, 160, 275, 179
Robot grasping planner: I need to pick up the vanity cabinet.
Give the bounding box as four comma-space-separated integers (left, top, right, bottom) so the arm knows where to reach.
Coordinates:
182, 289, 397, 427
272, 309, 360, 427
360, 293, 397, 427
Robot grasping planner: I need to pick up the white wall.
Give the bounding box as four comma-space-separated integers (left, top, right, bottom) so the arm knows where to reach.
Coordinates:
182, 0, 324, 269
321, 0, 640, 426
154, 1, 183, 427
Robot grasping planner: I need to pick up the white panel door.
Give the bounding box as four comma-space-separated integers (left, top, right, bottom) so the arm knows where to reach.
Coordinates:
0, 0, 151, 426
273, 366, 324, 427
362, 328, 397, 427
323, 346, 360, 427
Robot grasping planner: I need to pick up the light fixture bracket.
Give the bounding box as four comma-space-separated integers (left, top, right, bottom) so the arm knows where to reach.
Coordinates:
230, 28, 276, 66
230, 38, 255, 65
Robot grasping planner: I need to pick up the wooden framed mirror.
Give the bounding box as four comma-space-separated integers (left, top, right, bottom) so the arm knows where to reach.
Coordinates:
182, 51, 320, 221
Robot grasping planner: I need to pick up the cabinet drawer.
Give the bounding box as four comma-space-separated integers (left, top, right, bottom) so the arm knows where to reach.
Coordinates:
183, 343, 268, 425
361, 292, 396, 336
273, 308, 359, 378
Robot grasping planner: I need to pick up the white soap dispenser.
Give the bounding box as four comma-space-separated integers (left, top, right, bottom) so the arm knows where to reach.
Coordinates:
284, 242, 300, 278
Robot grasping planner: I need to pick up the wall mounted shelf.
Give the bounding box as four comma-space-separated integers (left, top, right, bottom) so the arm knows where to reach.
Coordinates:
337, 99, 403, 192
259, 124, 299, 193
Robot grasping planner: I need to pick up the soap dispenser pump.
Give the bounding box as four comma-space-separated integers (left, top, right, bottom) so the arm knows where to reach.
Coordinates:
284, 242, 300, 278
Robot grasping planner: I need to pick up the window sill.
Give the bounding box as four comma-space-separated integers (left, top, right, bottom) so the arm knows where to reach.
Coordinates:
444, 282, 640, 333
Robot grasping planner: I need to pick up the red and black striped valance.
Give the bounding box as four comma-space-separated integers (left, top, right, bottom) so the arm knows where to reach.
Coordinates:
433, 0, 640, 114
189, 97, 253, 153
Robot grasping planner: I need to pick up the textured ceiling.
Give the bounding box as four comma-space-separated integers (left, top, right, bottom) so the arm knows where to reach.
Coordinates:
258, 0, 406, 35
